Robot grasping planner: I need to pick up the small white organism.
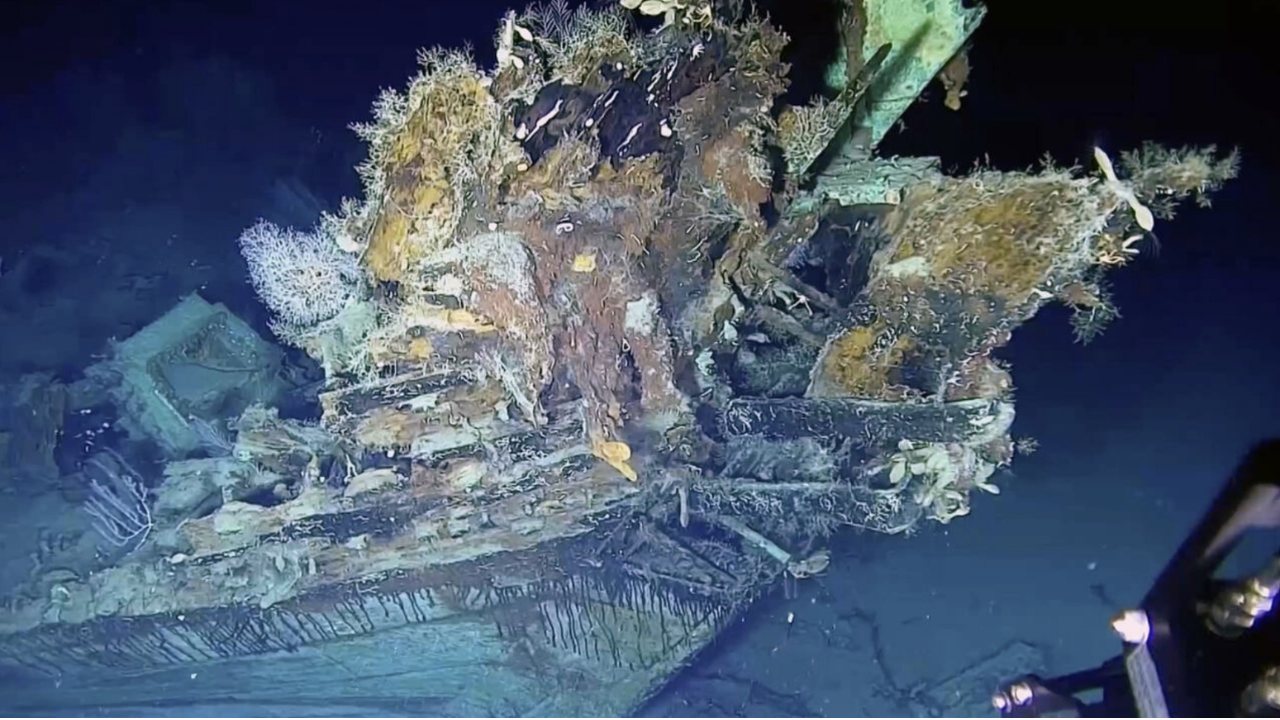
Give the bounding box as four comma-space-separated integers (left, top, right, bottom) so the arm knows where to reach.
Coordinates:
1094, 146, 1155, 232
619, 0, 712, 29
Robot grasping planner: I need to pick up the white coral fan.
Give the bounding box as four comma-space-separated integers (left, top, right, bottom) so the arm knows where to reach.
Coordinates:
238, 219, 362, 329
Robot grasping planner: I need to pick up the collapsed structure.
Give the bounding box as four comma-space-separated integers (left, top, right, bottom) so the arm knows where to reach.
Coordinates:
0, 0, 1236, 714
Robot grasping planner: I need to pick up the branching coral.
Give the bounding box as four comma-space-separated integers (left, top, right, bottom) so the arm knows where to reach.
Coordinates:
238, 220, 363, 332
776, 96, 851, 177
519, 1, 641, 85
1119, 142, 1240, 214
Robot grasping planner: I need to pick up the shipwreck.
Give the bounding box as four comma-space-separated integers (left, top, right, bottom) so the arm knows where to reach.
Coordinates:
0, 0, 1236, 715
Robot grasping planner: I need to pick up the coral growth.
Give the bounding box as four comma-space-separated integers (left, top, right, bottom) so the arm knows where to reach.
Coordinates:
350, 50, 525, 283
238, 220, 362, 330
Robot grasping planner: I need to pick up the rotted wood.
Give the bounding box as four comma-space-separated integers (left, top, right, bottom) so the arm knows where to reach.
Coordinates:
425, 406, 584, 467
320, 368, 472, 421
743, 253, 839, 315
744, 204, 893, 329
721, 396, 1011, 443
745, 305, 828, 347
4, 523, 747, 717
590, 515, 765, 599
791, 204, 896, 307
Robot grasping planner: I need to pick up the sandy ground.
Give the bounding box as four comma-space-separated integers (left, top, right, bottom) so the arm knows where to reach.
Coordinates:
641, 436, 1261, 717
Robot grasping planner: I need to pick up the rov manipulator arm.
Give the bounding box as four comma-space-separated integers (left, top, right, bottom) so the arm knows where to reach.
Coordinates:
995, 439, 1280, 718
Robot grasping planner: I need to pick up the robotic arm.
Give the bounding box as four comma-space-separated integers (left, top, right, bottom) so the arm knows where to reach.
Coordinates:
994, 440, 1280, 717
